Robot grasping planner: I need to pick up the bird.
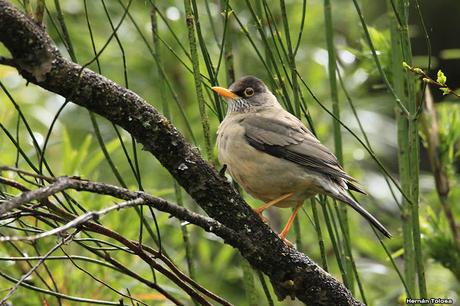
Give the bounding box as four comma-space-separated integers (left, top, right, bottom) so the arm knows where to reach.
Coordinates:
212, 75, 391, 245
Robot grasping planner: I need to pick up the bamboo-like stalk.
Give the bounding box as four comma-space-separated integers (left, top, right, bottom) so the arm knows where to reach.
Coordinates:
323, 0, 356, 293
151, 3, 196, 281
53, 0, 77, 61
218, 4, 261, 302
323, 1, 342, 167
183, 0, 212, 161
320, 197, 351, 288
223, 19, 234, 86
254, 1, 274, 83
279, 0, 304, 250
256, 272, 274, 306
191, 0, 224, 120
336, 69, 412, 294
310, 200, 328, 271
389, 0, 427, 297
174, 184, 196, 279
86, 0, 165, 257
280, 0, 301, 117
390, 4, 415, 298
242, 0, 292, 111
127, 1, 197, 142
241, 258, 258, 306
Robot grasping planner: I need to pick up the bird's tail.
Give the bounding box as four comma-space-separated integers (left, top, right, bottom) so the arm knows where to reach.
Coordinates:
335, 192, 391, 238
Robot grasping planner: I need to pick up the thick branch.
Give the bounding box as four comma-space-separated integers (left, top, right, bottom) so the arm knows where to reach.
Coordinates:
0, 1, 363, 305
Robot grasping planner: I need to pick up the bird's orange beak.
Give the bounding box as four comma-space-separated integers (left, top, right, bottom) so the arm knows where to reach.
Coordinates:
211, 86, 239, 99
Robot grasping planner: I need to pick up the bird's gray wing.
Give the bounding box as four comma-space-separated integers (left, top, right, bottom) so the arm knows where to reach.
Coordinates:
240, 114, 360, 185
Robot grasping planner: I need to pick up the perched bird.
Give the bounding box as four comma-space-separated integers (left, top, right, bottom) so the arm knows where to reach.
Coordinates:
212, 76, 391, 244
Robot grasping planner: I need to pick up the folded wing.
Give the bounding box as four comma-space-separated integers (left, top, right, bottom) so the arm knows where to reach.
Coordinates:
240, 113, 365, 193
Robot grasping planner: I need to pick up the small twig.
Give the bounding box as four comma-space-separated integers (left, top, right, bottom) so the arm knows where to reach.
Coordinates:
0, 230, 77, 303
60, 247, 149, 306
0, 198, 144, 242
0, 269, 120, 305
403, 62, 460, 99
0, 255, 121, 269
0, 166, 56, 182
0, 176, 29, 192
0, 174, 237, 243
20, 204, 206, 306
1, 175, 225, 305
139, 243, 233, 306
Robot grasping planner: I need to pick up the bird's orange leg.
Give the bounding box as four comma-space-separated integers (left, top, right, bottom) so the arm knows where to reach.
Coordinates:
279, 201, 302, 246
253, 193, 294, 222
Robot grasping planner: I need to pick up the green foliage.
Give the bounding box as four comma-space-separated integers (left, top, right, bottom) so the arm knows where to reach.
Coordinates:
438, 103, 460, 176
424, 207, 460, 280
440, 87, 450, 95
1, 0, 460, 305
357, 27, 392, 78
437, 70, 447, 86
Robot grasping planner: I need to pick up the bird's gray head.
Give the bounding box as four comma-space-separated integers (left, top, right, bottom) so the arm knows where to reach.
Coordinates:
212, 76, 280, 114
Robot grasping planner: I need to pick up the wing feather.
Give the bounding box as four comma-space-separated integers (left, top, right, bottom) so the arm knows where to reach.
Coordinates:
241, 113, 364, 192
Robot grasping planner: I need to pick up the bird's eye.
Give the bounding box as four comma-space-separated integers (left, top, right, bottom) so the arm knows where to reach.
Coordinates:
244, 87, 254, 97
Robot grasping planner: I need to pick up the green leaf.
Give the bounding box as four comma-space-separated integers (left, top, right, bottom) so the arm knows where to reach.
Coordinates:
81, 138, 121, 175
437, 70, 447, 85
440, 87, 450, 95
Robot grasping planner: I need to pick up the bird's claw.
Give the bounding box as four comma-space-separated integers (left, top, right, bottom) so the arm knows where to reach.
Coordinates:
253, 210, 269, 224
279, 235, 294, 248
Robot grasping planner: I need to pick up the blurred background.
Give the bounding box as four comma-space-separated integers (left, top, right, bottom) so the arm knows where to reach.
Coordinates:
1, 0, 459, 305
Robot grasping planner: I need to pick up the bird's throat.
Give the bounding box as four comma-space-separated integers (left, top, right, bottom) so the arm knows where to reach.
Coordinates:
227, 98, 252, 113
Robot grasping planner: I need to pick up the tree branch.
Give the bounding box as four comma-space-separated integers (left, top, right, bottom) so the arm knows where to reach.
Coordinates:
0, 174, 222, 305
0, 1, 363, 304
0, 174, 239, 245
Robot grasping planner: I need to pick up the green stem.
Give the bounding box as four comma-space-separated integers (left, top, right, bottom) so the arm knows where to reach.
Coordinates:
293, 209, 302, 251
53, 0, 77, 61
311, 199, 328, 271
221, 0, 235, 87
242, 0, 292, 112
352, 0, 410, 118
390, 0, 426, 297
256, 271, 274, 306
191, 0, 223, 119
320, 197, 350, 288
280, 0, 301, 117
174, 184, 196, 279
151, 3, 195, 280
324, 0, 354, 292
183, 0, 212, 160
241, 258, 258, 306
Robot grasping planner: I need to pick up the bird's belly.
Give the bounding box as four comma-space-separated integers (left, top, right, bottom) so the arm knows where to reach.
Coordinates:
218, 134, 319, 207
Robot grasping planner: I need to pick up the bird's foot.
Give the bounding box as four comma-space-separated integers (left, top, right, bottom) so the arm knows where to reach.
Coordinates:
253, 209, 269, 224
279, 234, 294, 248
